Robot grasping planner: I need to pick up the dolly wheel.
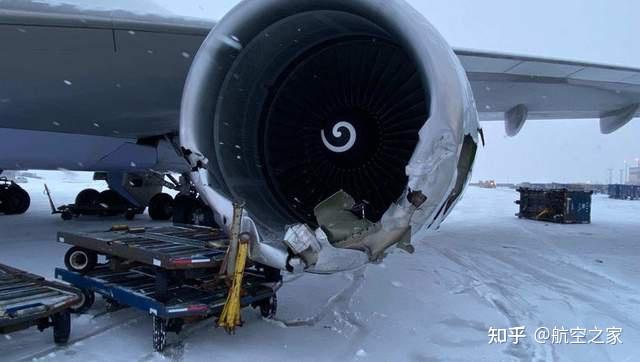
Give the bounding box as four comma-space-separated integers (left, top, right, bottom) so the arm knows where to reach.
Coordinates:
64, 247, 98, 274
69, 289, 95, 314
52, 310, 71, 345
152, 316, 168, 352
259, 294, 278, 319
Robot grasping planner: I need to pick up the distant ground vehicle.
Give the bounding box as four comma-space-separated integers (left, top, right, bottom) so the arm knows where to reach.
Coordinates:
44, 185, 144, 221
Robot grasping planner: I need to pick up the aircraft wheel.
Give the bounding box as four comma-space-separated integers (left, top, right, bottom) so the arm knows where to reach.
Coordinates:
125, 210, 136, 221
64, 247, 97, 274
75, 188, 100, 207
149, 193, 174, 221
4, 184, 30, 214
97, 190, 126, 210
172, 195, 217, 226
0, 186, 6, 213
172, 195, 199, 225
191, 199, 217, 227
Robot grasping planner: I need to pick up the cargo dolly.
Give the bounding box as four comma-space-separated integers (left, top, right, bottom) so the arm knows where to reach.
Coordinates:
608, 184, 640, 200
0, 263, 81, 345
54, 224, 280, 352
516, 187, 592, 224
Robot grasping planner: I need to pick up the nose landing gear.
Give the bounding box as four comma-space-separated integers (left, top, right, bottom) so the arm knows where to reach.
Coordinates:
0, 177, 30, 215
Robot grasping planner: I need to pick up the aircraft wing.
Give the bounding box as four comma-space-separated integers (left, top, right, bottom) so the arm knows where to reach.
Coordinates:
1, 3, 639, 141
455, 48, 640, 135
0, 5, 212, 139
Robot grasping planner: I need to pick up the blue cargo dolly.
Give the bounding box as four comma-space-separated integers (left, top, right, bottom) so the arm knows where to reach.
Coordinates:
55, 265, 277, 352
608, 184, 640, 200
516, 187, 592, 224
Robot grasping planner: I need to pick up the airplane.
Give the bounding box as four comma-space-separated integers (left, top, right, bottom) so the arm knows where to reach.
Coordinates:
0, 0, 638, 274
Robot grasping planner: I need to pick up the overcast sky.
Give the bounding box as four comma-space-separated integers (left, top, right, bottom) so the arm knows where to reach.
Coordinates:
44, 0, 640, 183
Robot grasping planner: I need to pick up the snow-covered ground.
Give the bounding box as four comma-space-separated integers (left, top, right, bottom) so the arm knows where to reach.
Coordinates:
1, 173, 639, 361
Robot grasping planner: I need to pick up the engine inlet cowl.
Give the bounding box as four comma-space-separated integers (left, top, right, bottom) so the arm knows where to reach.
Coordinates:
180, 0, 480, 239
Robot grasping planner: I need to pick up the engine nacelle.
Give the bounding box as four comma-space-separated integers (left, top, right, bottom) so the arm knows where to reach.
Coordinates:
180, 0, 480, 257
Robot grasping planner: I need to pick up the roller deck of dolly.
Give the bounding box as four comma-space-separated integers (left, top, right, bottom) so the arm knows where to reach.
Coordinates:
57, 225, 230, 270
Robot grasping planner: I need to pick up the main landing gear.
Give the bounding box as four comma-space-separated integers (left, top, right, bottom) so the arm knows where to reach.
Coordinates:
0, 177, 30, 215
172, 195, 217, 227
148, 192, 174, 221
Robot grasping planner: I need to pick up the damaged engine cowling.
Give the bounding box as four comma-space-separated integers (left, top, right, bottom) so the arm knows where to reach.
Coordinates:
180, 0, 480, 271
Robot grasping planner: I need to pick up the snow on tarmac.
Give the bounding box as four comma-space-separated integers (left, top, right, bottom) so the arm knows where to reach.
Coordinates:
1, 173, 639, 361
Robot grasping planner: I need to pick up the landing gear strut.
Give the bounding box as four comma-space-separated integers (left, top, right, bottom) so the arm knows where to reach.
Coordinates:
0, 177, 30, 215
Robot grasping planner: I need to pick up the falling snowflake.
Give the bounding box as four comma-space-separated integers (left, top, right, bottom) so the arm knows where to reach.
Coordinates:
220, 34, 243, 51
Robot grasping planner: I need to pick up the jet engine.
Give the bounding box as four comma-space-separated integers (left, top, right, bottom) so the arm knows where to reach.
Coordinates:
180, 0, 480, 269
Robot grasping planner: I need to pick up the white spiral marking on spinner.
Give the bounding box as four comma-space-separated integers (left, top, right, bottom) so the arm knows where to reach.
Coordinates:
321, 121, 357, 153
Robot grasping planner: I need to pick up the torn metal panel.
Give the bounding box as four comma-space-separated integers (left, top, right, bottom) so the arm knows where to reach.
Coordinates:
179, 0, 480, 272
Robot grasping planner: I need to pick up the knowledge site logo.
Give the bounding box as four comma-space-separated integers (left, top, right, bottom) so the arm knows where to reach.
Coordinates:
488, 326, 623, 345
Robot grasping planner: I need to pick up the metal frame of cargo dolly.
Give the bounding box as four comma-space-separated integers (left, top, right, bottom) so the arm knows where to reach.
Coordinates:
57, 225, 230, 270
0, 263, 81, 344
54, 257, 278, 351
54, 266, 274, 320
53, 224, 281, 351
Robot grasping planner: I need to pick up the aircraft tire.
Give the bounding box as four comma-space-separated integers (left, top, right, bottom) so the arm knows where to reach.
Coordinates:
149, 193, 174, 221
75, 188, 100, 207
4, 184, 30, 214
